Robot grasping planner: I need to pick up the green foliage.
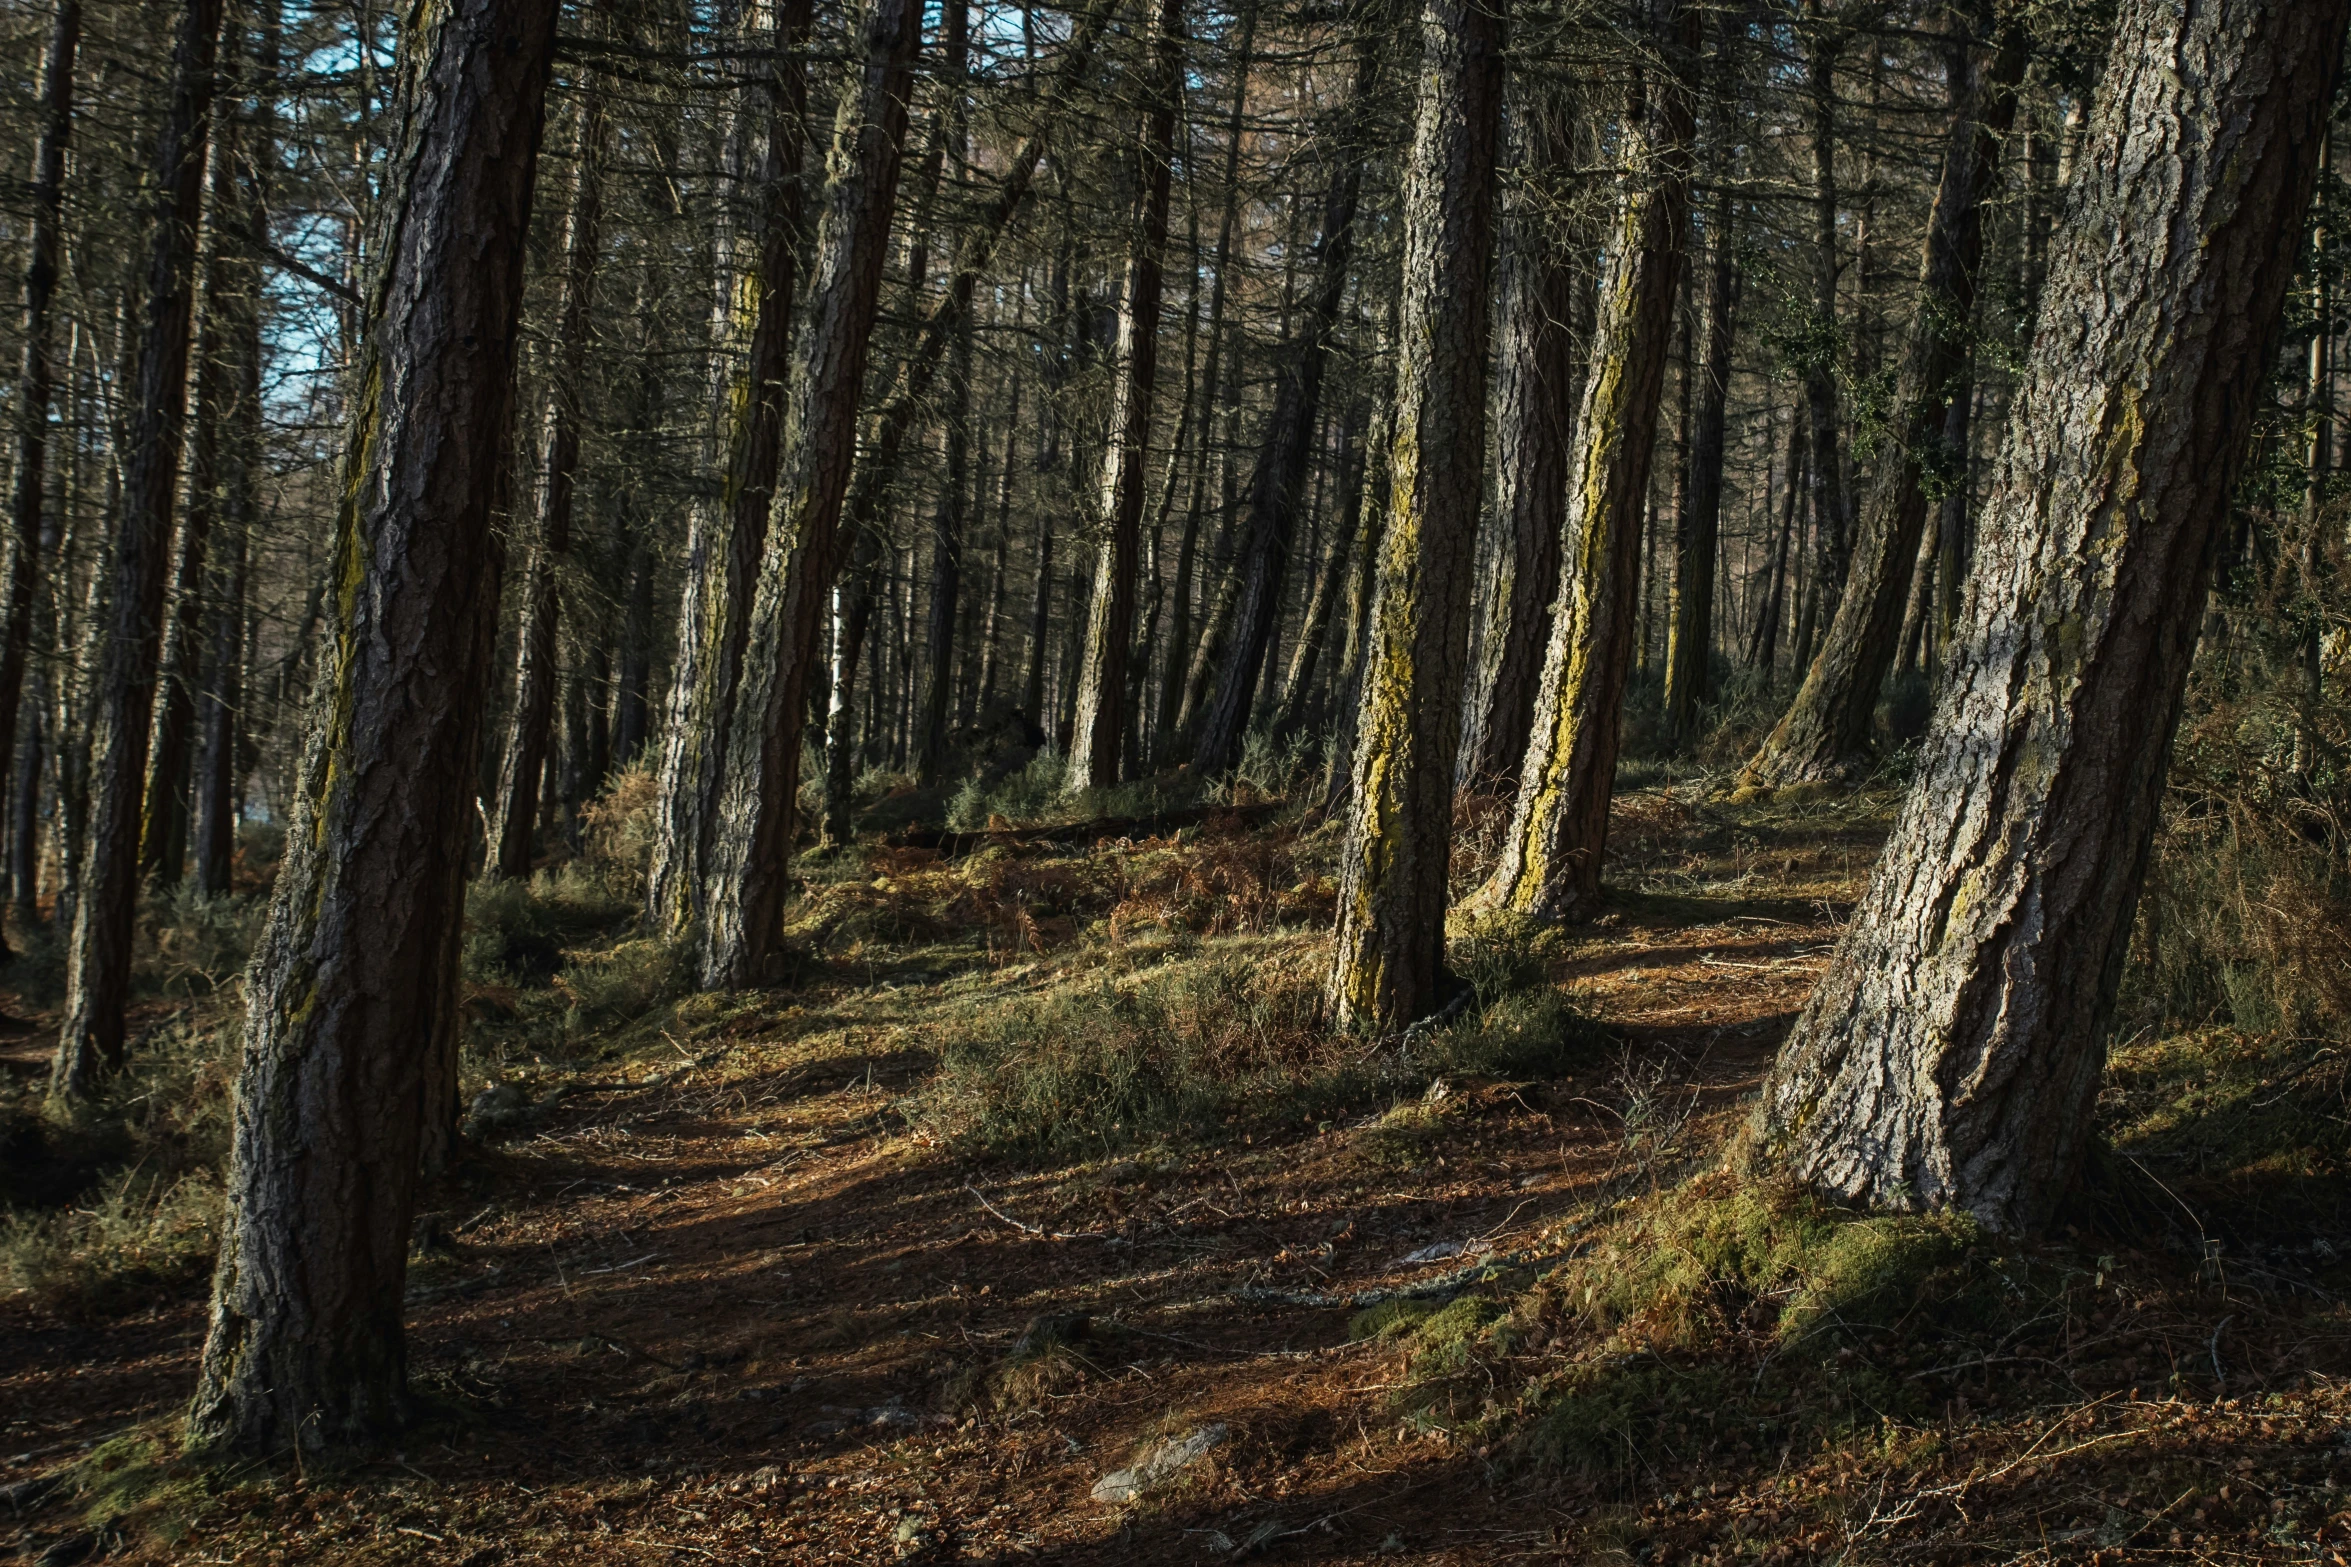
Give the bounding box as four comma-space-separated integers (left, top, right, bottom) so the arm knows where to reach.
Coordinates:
947, 751, 1068, 829
148, 887, 266, 997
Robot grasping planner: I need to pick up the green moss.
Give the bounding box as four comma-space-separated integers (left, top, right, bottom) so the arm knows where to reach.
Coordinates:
1348, 1297, 1441, 1340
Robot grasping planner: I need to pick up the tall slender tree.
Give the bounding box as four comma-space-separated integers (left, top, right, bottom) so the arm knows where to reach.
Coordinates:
1475, 0, 1698, 922
489, 80, 611, 879
1193, 23, 1385, 777
1741, 9, 2024, 788
1066, 0, 1185, 789
0, 0, 84, 947
1459, 87, 1582, 792
1325, 0, 1506, 1030
701, 0, 923, 988
642, 0, 814, 934
51, 0, 227, 1101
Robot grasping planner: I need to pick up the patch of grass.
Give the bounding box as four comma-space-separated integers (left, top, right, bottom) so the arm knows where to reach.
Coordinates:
919, 948, 1355, 1158
0, 1167, 224, 1309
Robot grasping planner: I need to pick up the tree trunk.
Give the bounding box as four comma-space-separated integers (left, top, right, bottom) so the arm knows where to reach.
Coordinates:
1066, 0, 1184, 789
184, 0, 558, 1453
489, 83, 608, 879
1799, 15, 1850, 615
975, 386, 1019, 711
51, 0, 226, 1101
1664, 180, 1737, 744
642, 0, 812, 933
1272, 400, 1366, 739
1, 0, 82, 946
915, 1, 974, 788
1474, 0, 1697, 923
1192, 32, 1384, 778
700, 0, 922, 989
1458, 91, 1582, 794
194, 6, 277, 898
1323, 0, 1507, 1030
1741, 18, 2024, 789
1759, 0, 2346, 1233
1748, 409, 1802, 674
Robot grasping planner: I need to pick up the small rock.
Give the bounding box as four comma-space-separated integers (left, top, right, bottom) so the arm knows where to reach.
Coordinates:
867, 1404, 922, 1431
1089, 1422, 1228, 1504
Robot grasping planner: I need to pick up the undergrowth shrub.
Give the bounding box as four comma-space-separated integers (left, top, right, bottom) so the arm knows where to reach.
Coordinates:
921, 951, 1350, 1157
147, 887, 264, 996
0, 1011, 238, 1309
947, 751, 1068, 829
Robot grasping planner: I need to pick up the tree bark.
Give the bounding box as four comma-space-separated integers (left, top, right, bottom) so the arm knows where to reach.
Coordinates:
1664, 179, 1737, 744
1324, 0, 1506, 1030
1066, 0, 1184, 789
700, 0, 922, 989
1474, 0, 1698, 923
1458, 90, 1581, 794
1741, 16, 2024, 789
185, 0, 558, 1452
1192, 31, 1384, 778
642, 0, 812, 934
1759, 0, 2347, 1233
51, 0, 226, 1100
489, 82, 609, 880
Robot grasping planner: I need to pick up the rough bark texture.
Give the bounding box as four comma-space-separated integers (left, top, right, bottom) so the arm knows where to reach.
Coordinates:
1192, 31, 1383, 778
1741, 18, 2023, 789
701, 0, 921, 989
52, 0, 225, 1100
1664, 180, 1736, 743
184, 0, 557, 1453
642, 0, 812, 934
1066, 0, 1183, 789
490, 84, 608, 879
1476, 1, 1697, 923
1758, 0, 2347, 1233
1324, 0, 1505, 1030
1459, 91, 1580, 794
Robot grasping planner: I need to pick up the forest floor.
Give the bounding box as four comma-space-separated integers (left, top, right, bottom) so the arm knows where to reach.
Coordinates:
3, 779, 2350, 1565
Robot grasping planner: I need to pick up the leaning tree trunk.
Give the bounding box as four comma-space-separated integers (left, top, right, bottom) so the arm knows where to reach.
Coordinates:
1458, 87, 1581, 794
1065, 0, 1183, 789
1474, 0, 1697, 923
641, 0, 812, 934
0, 0, 82, 947
1663, 178, 1737, 744
1740, 17, 2024, 789
184, 0, 558, 1454
51, 0, 225, 1101
489, 82, 609, 879
1758, 0, 2347, 1233
1323, 0, 1505, 1030
701, 0, 921, 989
1192, 28, 1384, 778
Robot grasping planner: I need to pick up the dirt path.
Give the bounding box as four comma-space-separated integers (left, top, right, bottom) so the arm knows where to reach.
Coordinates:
1, 796, 1880, 1564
